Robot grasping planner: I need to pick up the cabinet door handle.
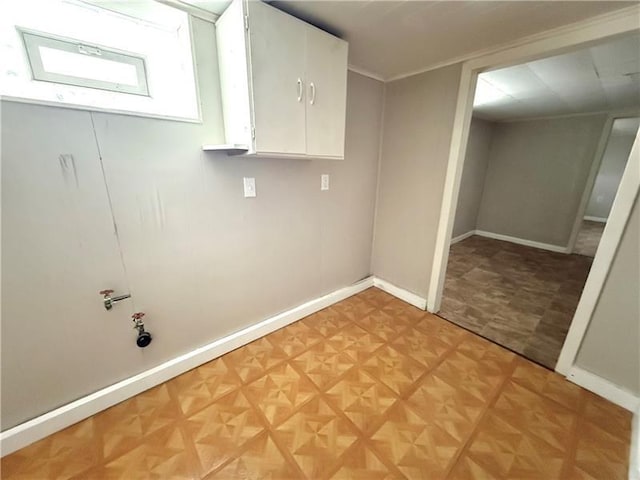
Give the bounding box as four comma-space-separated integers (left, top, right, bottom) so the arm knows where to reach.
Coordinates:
309, 82, 316, 105
297, 78, 303, 102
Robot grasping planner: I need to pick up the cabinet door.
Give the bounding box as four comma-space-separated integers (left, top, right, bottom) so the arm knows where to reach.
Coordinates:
305, 27, 348, 158
247, 1, 306, 155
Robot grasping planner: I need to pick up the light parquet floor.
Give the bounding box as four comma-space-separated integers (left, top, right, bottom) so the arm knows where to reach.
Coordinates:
1, 288, 631, 479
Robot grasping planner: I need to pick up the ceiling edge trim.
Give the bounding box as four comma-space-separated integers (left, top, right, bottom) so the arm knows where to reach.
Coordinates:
348, 64, 385, 82
386, 4, 640, 83
155, 0, 219, 23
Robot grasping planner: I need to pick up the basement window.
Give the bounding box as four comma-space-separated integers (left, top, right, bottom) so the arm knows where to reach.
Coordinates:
1, 0, 200, 121
21, 30, 150, 96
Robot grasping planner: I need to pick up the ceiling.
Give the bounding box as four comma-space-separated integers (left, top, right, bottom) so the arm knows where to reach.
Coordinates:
179, 0, 635, 80
473, 33, 640, 121
173, 0, 230, 15
611, 117, 640, 136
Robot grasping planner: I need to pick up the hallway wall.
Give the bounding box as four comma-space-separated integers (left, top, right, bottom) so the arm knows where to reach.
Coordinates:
372, 64, 463, 298
576, 192, 640, 396
452, 118, 494, 238
585, 129, 637, 221
475, 115, 607, 248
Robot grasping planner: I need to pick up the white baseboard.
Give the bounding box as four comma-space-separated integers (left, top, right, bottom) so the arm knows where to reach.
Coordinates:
372, 277, 427, 310
584, 215, 608, 223
451, 229, 570, 254
451, 230, 475, 244
567, 366, 640, 412
0, 276, 374, 457
631, 405, 640, 480
474, 229, 569, 254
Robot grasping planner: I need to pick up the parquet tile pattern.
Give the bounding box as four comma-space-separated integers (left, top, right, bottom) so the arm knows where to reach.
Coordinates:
440, 235, 593, 368
1, 288, 631, 479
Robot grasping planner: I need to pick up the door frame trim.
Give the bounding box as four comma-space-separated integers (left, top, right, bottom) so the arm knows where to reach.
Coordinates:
426, 6, 640, 377
565, 116, 615, 254
555, 137, 639, 374
566, 113, 640, 255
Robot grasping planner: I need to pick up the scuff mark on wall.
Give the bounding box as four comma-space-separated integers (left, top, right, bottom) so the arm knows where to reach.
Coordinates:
155, 188, 165, 230
58, 154, 79, 187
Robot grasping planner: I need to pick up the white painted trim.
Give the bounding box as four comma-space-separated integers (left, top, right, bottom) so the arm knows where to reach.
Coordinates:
372, 277, 427, 310
0, 96, 202, 124
475, 230, 569, 253
566, 116, 613, 254
556, 132, 640, 375
584, 215, 608, 223
348, 65, 385, 83
630, 406, 640, 480
427, 5, 640, 323
567, 366, 640, 412
427, 66, 476, 313
0, 277, 374, 457
451, 230, 475, 245
370, 82, 387, 274
387, 5, 640, 82
448, 229, 570, 253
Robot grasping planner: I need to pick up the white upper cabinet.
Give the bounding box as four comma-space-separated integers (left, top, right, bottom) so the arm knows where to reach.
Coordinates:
210, 0, 348, 159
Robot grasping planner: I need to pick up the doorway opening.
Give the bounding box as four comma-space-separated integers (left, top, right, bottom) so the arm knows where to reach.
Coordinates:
433, 32, 640, 369
576, 117, 640, 256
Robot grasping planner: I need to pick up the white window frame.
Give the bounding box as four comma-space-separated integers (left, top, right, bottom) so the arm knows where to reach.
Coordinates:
1, 0, 200, 122
20, 29, 150, 97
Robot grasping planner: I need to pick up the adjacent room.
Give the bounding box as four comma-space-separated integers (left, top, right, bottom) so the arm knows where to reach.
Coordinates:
439, 32, 640, 369
579, 116, 640, 255
1, 1, 639, 479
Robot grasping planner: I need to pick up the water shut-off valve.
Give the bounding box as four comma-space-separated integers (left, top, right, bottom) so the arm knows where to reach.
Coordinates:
132, 312, 152, 348
99, 289, 131, 310
99, 289, 151, 348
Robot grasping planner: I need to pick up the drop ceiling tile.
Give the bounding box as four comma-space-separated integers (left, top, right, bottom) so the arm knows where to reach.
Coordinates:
512, 88, 565, 102
527, 52, 599, 86
590, 35, 640, 72
481, 66, 548, 96
474, 31, 640, 120
595, 58, 640, 78
601, 81, 640, 109
549, 83, 607, 109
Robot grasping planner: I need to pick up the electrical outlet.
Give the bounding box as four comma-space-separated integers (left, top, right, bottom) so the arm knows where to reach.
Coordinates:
243, 177, 256, 198
321, 174, 330, 191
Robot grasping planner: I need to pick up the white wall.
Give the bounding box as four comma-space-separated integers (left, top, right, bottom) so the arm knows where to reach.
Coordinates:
576, 193, 640, 395
476, 115, 607, 247
585, 131, 636, 221
1, 18, 385, 429
452, 118, 494, 238
372, 64, 463, 298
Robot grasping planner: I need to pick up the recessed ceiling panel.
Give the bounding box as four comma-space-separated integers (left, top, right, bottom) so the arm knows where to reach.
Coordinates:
591, 34, 640, 74
474, 32, 640, 121
480, 66, 548, 96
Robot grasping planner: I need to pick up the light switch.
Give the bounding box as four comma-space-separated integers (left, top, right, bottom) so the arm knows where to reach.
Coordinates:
321, 174, 330, 191
243, 177, 256, 198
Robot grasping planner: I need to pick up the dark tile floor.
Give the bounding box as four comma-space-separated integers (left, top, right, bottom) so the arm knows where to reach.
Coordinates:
574, 220, 605, 257
439, 235, 593, 369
